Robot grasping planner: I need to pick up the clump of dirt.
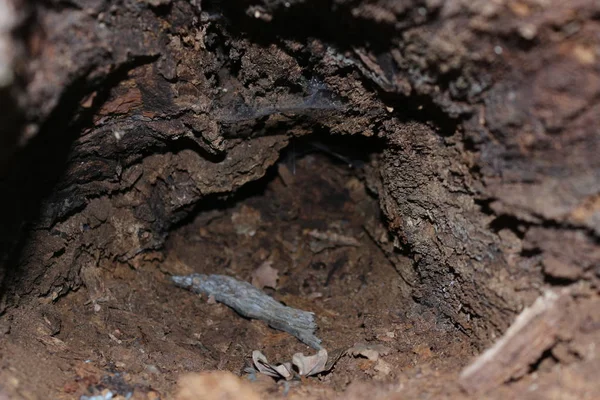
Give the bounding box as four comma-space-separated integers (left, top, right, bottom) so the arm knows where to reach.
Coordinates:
0, 139, 474, 399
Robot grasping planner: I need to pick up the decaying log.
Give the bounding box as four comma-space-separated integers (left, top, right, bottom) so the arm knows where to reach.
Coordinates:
0, 0, 598, 358
459, 288, 575, 394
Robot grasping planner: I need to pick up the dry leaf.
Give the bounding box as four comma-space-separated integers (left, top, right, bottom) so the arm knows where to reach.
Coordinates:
251, 349, 335, 380
252, 351, 293, 380
347, 343, 392, 361
251, 261, 279, 289
292, 349, 328, 376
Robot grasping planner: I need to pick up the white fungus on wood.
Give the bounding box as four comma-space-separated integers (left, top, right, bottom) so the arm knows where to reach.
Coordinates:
172, 273, 322, 349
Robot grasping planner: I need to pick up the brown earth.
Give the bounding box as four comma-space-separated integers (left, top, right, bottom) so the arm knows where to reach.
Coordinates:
0, 0, 599, 399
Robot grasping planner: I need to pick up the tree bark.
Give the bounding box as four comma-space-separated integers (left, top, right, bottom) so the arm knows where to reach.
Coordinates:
1, 0, 598, 359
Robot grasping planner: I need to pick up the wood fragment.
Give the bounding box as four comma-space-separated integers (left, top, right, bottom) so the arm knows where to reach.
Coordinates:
459, 289, 573, 394
304, 229, 360, 246
172, 274, 322, 349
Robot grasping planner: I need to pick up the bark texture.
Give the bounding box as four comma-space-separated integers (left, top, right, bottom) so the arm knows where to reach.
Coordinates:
1, 0, 598, 357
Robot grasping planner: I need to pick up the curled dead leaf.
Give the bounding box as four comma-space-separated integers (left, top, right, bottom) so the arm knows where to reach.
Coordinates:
292, 349, 328, 376
252, 350, 293, 380
251, 348, 336, 381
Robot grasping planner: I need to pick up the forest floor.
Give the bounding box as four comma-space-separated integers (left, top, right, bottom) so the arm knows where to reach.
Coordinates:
0, 149, 475, 399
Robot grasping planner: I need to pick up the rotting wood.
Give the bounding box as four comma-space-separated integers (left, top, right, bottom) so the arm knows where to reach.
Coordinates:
0, 0, 599, 396
459, 288, 574, 394
2, 0, 598, 350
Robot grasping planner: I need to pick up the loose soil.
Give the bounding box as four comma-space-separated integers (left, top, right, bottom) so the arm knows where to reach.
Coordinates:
0, 146, 474, 399
1, 0, 599, 398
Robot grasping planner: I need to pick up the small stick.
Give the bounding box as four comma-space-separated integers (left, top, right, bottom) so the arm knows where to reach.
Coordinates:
172, 274, 322, 349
